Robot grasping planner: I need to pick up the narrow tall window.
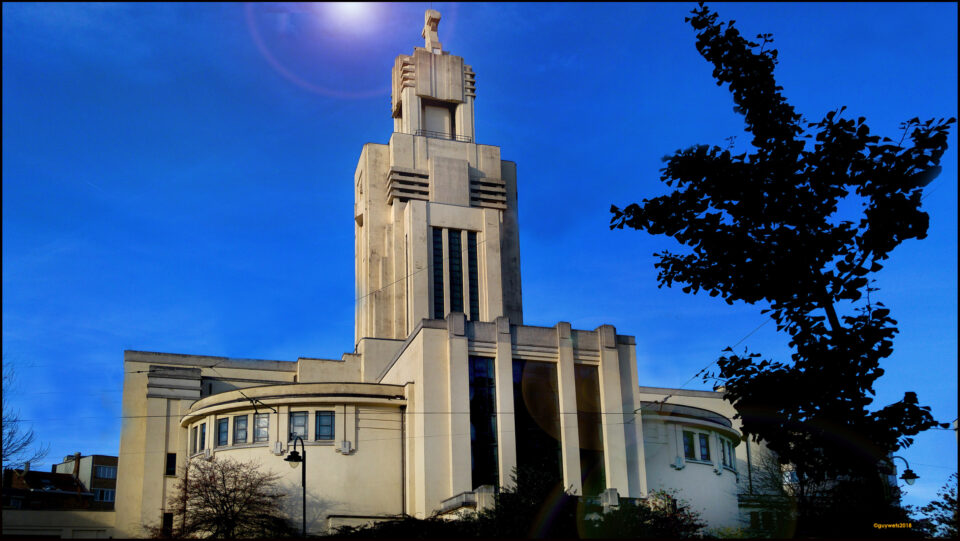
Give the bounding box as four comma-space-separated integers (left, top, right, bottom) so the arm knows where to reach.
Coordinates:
467, 231, 479, 320
469, 356, 498, 488
699, 433, 711, 461
161, 513, 174, 537
217, 418, 228, 447
199, 423, 206, 451
191, 426, 198, 454
513, 360, 562, 482
683, 431, 696, 460
289, 412, 307, 441
448, 229, 463, 313
234, 415, 248, 444
432, 227, 445, 318
316, 411, 335, 441
165, 453, 176, 476
254, 414, 269, 442
575, 364, 606, 495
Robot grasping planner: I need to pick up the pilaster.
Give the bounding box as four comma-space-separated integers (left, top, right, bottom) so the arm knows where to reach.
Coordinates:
555, 322, 583, 494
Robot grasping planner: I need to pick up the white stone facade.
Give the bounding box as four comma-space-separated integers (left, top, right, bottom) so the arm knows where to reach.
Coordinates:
114, 11, 761, 537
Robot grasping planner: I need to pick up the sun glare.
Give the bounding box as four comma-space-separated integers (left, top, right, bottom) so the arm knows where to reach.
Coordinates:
328, 2, 369, 26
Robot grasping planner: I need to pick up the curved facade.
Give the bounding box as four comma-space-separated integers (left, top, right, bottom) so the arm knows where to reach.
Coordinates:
639, 401, 741, 527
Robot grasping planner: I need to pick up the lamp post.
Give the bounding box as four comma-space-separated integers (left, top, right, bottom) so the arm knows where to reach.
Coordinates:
284, 436, 306, 537
890, 455, 918, 486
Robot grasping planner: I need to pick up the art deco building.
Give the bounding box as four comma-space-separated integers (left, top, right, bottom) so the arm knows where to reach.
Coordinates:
114, 11, 751, 537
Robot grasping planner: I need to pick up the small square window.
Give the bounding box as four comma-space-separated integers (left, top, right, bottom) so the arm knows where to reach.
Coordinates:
316, 411, 335, 441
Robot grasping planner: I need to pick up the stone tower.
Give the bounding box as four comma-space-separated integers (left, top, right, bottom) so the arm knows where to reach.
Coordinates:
354, 9, 523, 345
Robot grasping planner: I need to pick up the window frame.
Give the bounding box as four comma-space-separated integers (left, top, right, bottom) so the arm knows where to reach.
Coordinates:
199, 423, 206, 451
681, 429, 719, 465
191, 426, 198, 454
289, 411, 308, 442
315, 411, 335, 441
165, 453, 176, 476
233, 415, 248, 444
216, 418, 229, 447
94, 465, 117, 479
254, 413, 270, 443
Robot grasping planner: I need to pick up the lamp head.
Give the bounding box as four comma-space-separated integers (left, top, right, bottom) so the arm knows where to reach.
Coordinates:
285, 449, 303, 468
900, 468, 918, 486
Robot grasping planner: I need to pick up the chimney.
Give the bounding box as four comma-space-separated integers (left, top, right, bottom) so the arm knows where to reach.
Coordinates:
23, 461, 30, 474
72, 453, 81, 478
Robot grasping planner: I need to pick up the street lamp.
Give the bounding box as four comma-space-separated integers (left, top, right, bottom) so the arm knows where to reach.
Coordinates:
285, 436, 306, 537
890, 455, 919, 486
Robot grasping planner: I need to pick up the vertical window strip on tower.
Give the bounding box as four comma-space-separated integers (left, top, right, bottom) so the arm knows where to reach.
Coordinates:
468, 231, 480, 320
575, 364, 606, 496
469, 356, 499, 488
448, 229, 464, 314
432, 227, 445, 319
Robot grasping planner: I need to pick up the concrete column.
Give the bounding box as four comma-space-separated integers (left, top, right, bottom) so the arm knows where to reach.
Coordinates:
481, 209, 503, 321
493, 316, 517, 488
617, 340, 647, 497
406, 200, 430, 325
595, 325, 629, 493
140, 397, 167, 529
555, 322, 583, 495
447, 313, 471, 494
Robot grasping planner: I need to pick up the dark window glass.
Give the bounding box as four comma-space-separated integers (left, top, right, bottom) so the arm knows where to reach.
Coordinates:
254, 414, 269, 442
217, 418, 228, 447
191, 426, 198, 454
699, 433, 711, 461
94, 466, 117, 479
467, 231, 479, 320
469, 356, 498, 488
683, 431, 696, 459
289, 412, 307, 441
162, 513, 174, 537
513, 360, 562, 486
234, 415, 248, 444
575, 364, 606, 496
432, 227, 444, 318
165, 453, 176, 476
199, 424, 206, 451
316, 411, 335, 440
448, 229, 463, 313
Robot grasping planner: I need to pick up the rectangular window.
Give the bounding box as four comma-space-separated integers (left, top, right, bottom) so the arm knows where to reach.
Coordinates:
199, 423, 206, 451
191, 426, 198, 454
699, 433, 711, 461
161, 513, 174, 537
234, 415, 248, 444
721, 439, 734, 468
432, 227, 445, 319
315, 411, 335, 441
94, 489, 116, 502
575, 364, 606, 496
467, 231, 479, 321
512, 360, 562, 485
289, 411, 307, 441
469, 356, 498, 488
165, 453, 176, 476
94, 465, 117, 479
217, 418, 229, 447
448, 229, 463, 313
683, 431, 696, 460
254, 414, 269, 442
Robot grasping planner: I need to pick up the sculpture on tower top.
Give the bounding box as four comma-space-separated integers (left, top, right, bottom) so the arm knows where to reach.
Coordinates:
422, 9, 442, 52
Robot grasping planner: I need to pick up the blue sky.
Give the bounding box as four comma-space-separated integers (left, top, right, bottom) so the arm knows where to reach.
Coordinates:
3, 2, 956, 510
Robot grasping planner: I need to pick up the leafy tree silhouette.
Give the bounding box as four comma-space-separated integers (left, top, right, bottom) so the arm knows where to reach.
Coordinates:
611, 3, 954, 536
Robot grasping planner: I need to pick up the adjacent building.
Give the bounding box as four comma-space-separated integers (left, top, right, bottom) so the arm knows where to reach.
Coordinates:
52, 453, 118, 510
114, 10, 771, 537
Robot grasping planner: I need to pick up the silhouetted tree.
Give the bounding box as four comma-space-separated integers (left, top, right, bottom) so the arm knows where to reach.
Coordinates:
917, 473, 959, 538
150, 457, 294, 539
610, 3, 953, 536
2, 360, 49, 469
